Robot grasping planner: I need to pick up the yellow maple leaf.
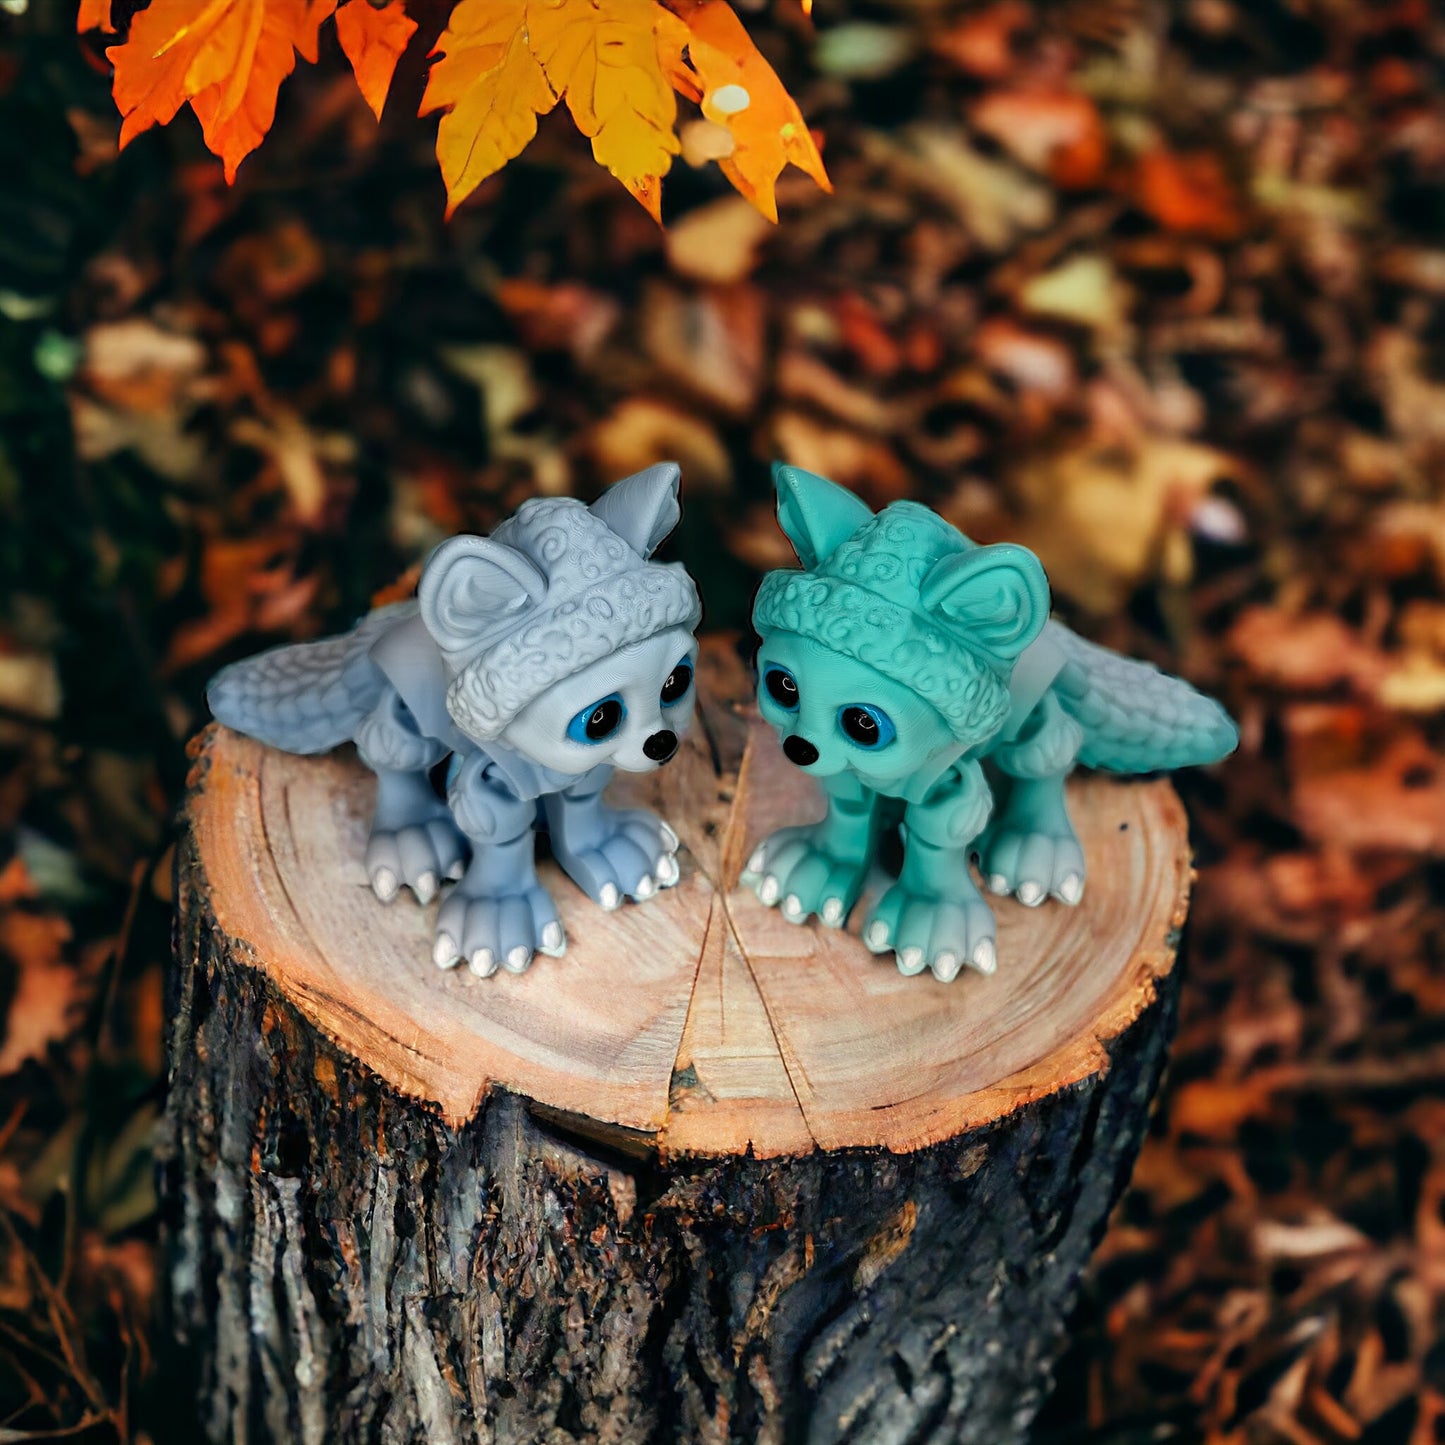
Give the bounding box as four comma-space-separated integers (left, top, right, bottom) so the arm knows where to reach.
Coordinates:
670, 0, 831, 222
336, 0, 417, 121
420, 0, 558, 218
107, 0, 336, 182
527, 0, 681, 222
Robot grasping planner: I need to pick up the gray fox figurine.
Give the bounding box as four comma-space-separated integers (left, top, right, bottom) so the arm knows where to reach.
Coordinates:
207, 463, 702, 978
742, 464, 1238, 982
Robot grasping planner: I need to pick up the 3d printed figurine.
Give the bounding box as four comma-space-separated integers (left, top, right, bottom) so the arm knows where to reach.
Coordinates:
207, 463, 702, 977
742, 463, 1238, 983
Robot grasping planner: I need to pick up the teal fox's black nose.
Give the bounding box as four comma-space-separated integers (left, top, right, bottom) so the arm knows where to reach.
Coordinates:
783, 735, 819, 766
644, 730, 678, 762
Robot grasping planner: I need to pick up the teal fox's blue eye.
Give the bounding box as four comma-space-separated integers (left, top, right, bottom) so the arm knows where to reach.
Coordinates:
660, 660, 693, 707
763, 666, 799, 711
838, 704, 896, 749
568, 694, 626, 744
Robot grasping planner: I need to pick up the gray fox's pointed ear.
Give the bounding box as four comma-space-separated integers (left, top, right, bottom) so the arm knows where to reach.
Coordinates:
773, 462, 873, 570
589, 462, 682, 557
419, 536, 548, 663
920, 544, 1050, 667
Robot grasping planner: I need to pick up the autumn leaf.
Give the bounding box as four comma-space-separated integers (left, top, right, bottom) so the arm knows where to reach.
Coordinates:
528, 0, 681, 221
668, 0, 830, 222
336, 0, 417, 121
420, 0, 558, 218
107, 0, 338, 183
77, 0, 114, 33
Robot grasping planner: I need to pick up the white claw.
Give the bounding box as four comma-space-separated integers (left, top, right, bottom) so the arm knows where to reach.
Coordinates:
446, 858, 466, 881
503, 946, 532, 974
987, 874, 1010, 896
1058, 873, 1083, 905
747, 846, 767, 875
758, 875, 781, 906
971, 938, 997, 975
635, 874, 657, 900
433, 933, 460, 969
1017, 880, 1044, 907
541, 921, 566, 954
599, 883, 621, 911
821, 897, 844, 927
372, 868, 399, 903
898, 946, 926, 975
468, 947, 496, 977
866, 921, 891, 952
660, 822, 680, 853
656, 854, 680, 887
414, 871, 438, 906
782, 894, 805, 922
932, 951, 961, 982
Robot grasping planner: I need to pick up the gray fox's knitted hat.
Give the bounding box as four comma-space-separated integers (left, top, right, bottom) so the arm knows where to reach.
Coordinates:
752, 466, 1050, 742
419, 465, 701, 741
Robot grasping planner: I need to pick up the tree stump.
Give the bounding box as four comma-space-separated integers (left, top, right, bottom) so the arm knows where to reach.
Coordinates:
161, 636, 1192, 1445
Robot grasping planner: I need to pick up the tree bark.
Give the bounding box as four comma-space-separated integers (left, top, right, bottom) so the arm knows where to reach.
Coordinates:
160, 637, 1190, 1445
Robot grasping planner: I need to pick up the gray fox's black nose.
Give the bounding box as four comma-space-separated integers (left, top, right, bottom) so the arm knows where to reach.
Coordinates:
783, 735, 819, 766
643, 729, 678, 762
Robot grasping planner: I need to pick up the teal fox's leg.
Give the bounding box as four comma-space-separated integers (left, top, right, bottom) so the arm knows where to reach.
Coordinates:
544, 772, 681, 909
742, 771, 881, 928
354, 686, 464, 904
866, 760, 996, 982
980, 692, 1086, 908
436, 750, 560, 977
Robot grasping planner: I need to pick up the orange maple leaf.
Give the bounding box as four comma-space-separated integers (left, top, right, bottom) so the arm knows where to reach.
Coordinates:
77, 0, 114, 33
420, 0, 559, 218
336, 0, 417, 121
668, 0, 830, 222
107, 0, 336, 183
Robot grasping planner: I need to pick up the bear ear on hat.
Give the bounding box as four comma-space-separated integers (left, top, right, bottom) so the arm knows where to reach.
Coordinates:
419, 536, 548, 664
773, 462, 874, 571
589, 462, 682, 557
920, 543, 1050, 667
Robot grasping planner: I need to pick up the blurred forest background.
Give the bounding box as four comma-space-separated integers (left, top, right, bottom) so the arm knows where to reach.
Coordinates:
2, 0, 1445, 1440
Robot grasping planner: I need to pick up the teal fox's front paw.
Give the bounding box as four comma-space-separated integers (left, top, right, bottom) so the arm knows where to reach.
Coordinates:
740, 826, 868, 928
979, 822, 1086, 908
863, 882, 998, 982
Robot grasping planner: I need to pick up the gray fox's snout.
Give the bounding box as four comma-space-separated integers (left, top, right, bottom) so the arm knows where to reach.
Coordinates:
643, 729, 678, 762
783, 735, 819, 767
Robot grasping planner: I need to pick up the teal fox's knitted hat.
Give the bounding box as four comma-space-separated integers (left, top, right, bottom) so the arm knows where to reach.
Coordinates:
752, 469, 1051, 742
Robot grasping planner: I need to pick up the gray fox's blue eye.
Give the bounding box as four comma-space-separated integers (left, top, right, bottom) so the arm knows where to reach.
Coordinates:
838, 705, 895, 748
661, 660, 693, 706
568, 695, 625, 744
763, 666, 799, 710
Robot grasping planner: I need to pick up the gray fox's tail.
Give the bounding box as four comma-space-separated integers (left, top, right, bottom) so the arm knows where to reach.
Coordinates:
206, 602, 413, 755
1048, 622, 1238, 774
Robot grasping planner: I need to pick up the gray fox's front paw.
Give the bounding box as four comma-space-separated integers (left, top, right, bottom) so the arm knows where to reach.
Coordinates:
432, 880, 564, 977
367, 811, 467, 905
740, 825, 867, 928
553, 808, 680, 909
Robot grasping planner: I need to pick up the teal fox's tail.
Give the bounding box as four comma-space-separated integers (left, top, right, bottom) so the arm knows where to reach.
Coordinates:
1047, 622, 1238, 774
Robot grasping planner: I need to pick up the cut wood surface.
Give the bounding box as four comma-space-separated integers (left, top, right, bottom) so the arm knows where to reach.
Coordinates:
187, 635, 1191, 1158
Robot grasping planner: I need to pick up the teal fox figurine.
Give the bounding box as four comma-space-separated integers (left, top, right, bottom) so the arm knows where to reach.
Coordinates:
741, 464, 1238, 982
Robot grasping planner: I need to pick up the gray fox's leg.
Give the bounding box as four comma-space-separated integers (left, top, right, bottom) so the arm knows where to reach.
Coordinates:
354, 687, 464, 904
436, 751, 559, 977
866, 759, 996, 982
980, 692, 1086, 908
543, 772, 681, 909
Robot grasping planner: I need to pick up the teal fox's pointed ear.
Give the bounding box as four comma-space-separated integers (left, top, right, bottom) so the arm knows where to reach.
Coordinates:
773, 463, 874, 570
920, 544, 1050, 666
589, 462, 682, 557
